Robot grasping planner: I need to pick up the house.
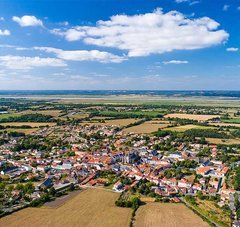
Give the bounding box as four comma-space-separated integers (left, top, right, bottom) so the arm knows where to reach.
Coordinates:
38, 178, 53, 190
113, 181, 124, 192
233, 221, 240, 227
178, 179, 192, 189
196, 166, 211, 176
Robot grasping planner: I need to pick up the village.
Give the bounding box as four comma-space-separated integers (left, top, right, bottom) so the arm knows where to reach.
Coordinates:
0, 121, 239, 226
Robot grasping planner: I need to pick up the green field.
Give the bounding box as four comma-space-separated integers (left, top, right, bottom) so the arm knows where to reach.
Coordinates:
222, 118, 240, 124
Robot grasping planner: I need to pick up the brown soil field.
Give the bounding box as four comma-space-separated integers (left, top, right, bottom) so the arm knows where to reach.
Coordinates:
206, 138, 240, 145
164, 113, 219, 121
135, 203, 209, 227
0, 189, 132, 227
0, 122, 56, 127
123, 121, 169, 134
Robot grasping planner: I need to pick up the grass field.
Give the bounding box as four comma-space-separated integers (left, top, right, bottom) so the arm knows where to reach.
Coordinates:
196, 199, 231, 226
0, 189, 132, 227
95, 110, 163, 118
123, 121, 169, 134
222, 118, 240, 124
135, 202, 209, 227
0, 113, 20, 119
165, 124, 213, 132
164, 114, 219, 121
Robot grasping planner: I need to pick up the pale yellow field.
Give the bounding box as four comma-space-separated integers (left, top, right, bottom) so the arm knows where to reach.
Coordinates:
135, 203, 209, 227
0, 122, 55, 127
68, 113, 89, 119
0, 128, 39, 134
209, 122, 240, 128
164, 113, 219, 121
123, 121, 169, 134
0, 189, 132, 227
206, 138, 240, 145
165, 124, 213, 132
81, 118, 138, 127
20, 110, 62, 117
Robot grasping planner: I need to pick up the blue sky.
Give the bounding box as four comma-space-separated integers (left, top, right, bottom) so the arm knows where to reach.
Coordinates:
0, 0, 239, 90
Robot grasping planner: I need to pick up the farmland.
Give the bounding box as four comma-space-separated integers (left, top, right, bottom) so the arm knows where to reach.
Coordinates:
0, 189, 132, 227
123, 120, 169, 133
164, 114, 219, 121
0, 122, 56, 127
222, 118, 240, 124
165, 124, 214, 132
134, 203, 209, 227
206, 138, 240, 145
81, 118, 139, 127
20, 110, 63, 118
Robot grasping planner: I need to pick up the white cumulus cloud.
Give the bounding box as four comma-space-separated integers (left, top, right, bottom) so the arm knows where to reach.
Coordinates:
34, 47, 127, 63
0, 29, 10, 36
226, 47, 238, 52
12, 15, 43, 27
163, 60, 189, 64
0, 55, 66, 70
52, 8, 228, 57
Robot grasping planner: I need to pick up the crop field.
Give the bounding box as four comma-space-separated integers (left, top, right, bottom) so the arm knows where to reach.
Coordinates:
95, 110, 163, 118
0, 189, 132, 227
20, 110, 63, 117
135, 202, 209, 227
123, 121, 169, 134
206, 138, 240, 145
0, 113, 20, 119
209, 122, 240, 128
165, 124, 213, 132
81, 118, 138, 127
0, 122, 56, 127
0, 128, 39, 134
222, 118, 240, 124
164, 113, 220, 121
67, 113, 89, 119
